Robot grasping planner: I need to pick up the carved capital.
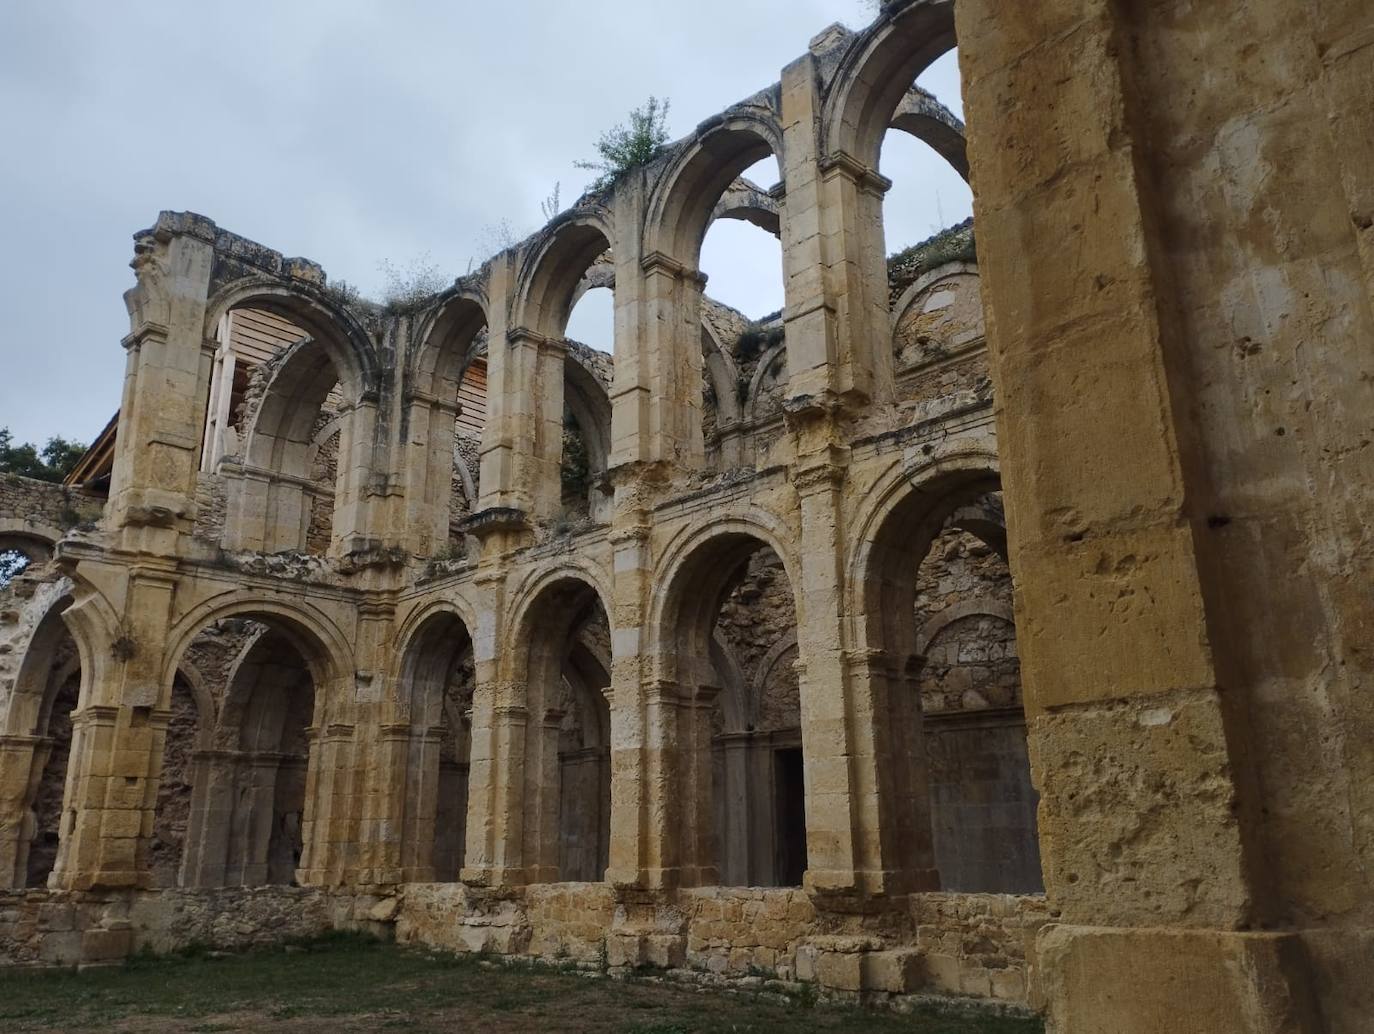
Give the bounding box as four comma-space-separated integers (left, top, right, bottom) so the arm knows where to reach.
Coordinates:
819, 150, 892, 197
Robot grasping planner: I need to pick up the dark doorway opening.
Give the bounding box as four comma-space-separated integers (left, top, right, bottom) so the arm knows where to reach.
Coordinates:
773, 748, 807, 888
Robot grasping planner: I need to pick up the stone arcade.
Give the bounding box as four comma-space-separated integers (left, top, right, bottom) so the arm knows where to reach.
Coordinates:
1, 3, 1371, 1031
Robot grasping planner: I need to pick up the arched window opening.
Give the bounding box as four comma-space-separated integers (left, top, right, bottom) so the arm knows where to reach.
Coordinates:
565, 284, 614, 355
448, 350, 487, 545
214, 299, 363, 557
394, 611, 475, 883
699, 154, 787, 467
560, 350, 613, 525
710, 545, 805, 888
880, 53, 974, 304
305, 399, 343, 555
25, 637, 78, 888
174, 617, 323, 889
914, 497, 1041, 894
518, 579, 611, 884
861, 477, 1042, 896
556, 607, 612, 882
0, 591, 79, 890
660, 532, 805, 889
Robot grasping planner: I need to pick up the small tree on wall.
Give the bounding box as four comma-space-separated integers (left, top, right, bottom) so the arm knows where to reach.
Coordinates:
576, 97, 672, 192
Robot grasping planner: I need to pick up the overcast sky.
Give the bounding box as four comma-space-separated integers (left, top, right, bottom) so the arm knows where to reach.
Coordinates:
0, 0, 969, 448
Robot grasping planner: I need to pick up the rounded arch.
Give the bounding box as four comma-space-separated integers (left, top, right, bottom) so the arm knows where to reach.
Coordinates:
846, 436, 1000, 620
3, 583, 76, 738
505, 559, 615, 687
889, 84, 969, 182
513, 209, 616, 341
239, 337, 349, 473
0, 520, 64, 564
754, 631, 800, 699
410, 286, 490, 401
171, 657, 218, 751
649, 510, 800, 667
645, 111, 785, 269
746, 340, 789, 423
162, 593, 355, 714
204, 278, 377, 398
391, 605, 477, 728
391, 596, 481, 684
563, 348, 613, 500
823, 0, 958, 170
916, 598, 1015, 656
890, 260, 980, 320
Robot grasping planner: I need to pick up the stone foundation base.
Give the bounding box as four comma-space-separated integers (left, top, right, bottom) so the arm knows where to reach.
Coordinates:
0, 883, 1047, 1011
393, 883, 1047, 1005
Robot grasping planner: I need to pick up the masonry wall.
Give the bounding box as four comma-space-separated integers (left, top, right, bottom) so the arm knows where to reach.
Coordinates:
1, 5, 1365, 1033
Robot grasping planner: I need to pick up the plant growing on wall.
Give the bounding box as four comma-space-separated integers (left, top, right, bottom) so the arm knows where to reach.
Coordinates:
576, 96, 672, 192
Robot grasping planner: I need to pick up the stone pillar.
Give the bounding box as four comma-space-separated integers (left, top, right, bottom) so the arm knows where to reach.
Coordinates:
297, 720, 358, 886
458, 553, 532, 887
368, 721, 419, 884
399, 392, 462, 556
680, 683, 720, 888
399, 725, 443, 883
179, 749, 235, 888
716, 732, 753, 887
110, 211, 218, 552
603, 518, 654, 888
953, 1, 1328, 1028
788, 443, 937, 897
329, 396, 383, 553
0, 735, 49, 889
779, 53, 893, 410
526, 707, 565, 884
609, 176, 705, 472
50, 566, 184, 892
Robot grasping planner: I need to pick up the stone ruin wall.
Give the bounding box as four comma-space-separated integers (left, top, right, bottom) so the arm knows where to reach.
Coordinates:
1, 4, 1369, 1032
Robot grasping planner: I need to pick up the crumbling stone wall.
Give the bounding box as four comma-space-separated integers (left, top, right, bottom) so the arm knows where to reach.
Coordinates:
0, 474, 103, 539
5, 6, 1363, 1031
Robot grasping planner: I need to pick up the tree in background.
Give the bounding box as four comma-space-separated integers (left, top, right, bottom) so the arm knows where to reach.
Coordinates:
0, 428, 87, 484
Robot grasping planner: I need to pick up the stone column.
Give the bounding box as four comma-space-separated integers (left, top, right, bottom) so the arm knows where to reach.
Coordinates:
716, 732, 754, 887
50, 564, 185, 892
609, 176, 705, 471
458, 555, 531, 887
779, 52, 893, 411
329, 396, 383, 554
398, 392, 462, 556
526, 707, 565, 884
603, 517, 654, 888
371, 722, 419, 884
297, 720, 358, 886
953, 1, 1327, 1028
0, 735, 49, 889
179, 749, 236, 888
110, 212, 218, 553
681, 684, 721, 888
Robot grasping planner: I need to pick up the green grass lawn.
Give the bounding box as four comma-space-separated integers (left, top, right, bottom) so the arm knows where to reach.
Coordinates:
0, 934, 1043, 1034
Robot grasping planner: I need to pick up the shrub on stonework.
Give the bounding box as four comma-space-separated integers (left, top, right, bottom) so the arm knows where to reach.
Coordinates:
576, 96, 672, 192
